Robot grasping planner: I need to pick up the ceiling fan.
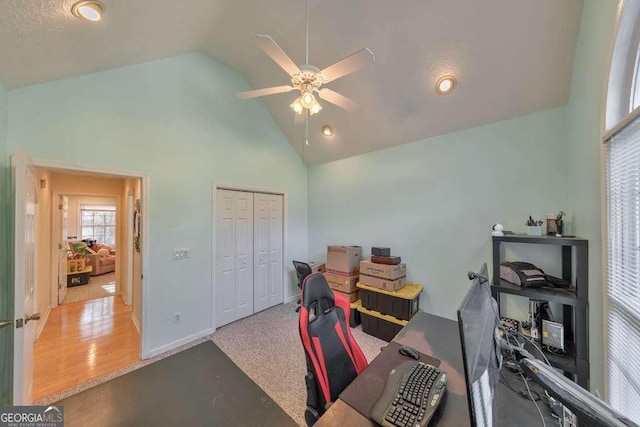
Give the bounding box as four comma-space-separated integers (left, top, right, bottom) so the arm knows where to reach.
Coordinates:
236, 0, 375, 120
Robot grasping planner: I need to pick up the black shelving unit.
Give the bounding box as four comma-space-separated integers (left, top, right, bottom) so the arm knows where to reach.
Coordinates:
491, 234, 589, 388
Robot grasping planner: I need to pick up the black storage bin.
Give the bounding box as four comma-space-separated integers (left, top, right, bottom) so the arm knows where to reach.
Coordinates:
68, 271, 91, 287
357, 306, 408, 342
358, 283, 422, 321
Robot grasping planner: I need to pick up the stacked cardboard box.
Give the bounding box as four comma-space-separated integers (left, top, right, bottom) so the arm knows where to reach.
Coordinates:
324, 245, 362, 302
359, 259, 407, 292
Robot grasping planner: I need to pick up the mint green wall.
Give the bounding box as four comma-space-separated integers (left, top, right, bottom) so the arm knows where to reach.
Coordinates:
7, 54, 308, 355
565, 0, 618, 395
0, 79, 11, 405
308, 107, 568, 320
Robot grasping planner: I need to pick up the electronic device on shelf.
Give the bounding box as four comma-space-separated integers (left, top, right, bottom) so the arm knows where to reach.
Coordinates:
459, 263, 638, 427
370, 360, 447, 427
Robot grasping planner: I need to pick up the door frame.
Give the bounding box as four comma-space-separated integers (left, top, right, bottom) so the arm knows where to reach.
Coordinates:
211, 183, 288, 331
50, 191, 122, 308
33, 158, 152, 358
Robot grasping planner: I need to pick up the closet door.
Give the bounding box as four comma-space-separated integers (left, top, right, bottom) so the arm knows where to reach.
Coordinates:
267, 194, 284, 308
253, 194, 270, 313
254, 194, 284, 312
216, 190, 254, 327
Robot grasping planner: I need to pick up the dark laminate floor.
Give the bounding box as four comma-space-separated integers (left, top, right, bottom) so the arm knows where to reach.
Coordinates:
56, 341, 298, 427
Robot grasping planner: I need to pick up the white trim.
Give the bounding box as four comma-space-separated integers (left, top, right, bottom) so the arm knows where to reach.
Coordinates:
285, 293, 300, 304
211, 183, 289, 331
131, 313, 141, 334
33, 158, 152, 359
35, 306, 51, 341
145, 328, 213, 359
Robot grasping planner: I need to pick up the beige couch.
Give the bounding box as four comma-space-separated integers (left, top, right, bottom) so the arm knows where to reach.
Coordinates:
70, 242, 116, 276
86, 253, 116, 276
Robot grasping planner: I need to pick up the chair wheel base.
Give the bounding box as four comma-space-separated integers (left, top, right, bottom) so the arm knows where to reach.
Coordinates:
304, 407, 320, 426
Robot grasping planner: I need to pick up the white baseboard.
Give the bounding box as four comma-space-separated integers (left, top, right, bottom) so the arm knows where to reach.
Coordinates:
36, 306, 51, 340
131, 313, 141, 333
285, 293, 300, 304
145, 328, 214, 359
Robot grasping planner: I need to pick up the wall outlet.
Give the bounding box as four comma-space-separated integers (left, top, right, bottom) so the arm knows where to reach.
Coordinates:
173, 248, 189, 260
173, 312, 182, 323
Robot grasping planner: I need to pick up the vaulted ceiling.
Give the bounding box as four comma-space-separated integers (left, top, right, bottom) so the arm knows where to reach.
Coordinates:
0, 0, 584, 164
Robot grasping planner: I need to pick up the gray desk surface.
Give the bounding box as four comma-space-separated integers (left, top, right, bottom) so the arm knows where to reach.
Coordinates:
316, 310, 556, 426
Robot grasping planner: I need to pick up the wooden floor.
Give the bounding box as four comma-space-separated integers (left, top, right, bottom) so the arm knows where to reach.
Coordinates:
33, 295, 139, 401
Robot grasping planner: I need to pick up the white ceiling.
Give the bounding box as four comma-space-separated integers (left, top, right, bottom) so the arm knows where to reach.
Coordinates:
0, 0, 584, 164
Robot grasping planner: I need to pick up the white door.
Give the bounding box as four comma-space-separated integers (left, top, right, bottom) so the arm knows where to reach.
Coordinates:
12, 147, 39, 405
253, 194, 270, 312
57, 196, 68, 304
254, 194, 284, 312
124, 194, 134, 306
267, 194, 284, 308
216, 190, 254, 327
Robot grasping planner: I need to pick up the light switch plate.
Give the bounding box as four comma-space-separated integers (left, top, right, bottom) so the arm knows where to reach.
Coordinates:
173, 248, 189, 260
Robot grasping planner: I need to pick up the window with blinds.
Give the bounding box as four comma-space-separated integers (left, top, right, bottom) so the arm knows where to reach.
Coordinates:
80, 205, 116, 245
606, 115, 640, 423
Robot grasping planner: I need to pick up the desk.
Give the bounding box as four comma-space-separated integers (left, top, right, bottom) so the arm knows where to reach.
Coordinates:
317, 311, 555, 426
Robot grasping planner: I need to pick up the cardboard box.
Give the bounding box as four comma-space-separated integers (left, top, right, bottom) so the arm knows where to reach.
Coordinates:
326, 245, 362, 274
358, 275, 407, 292
309, 262, 326, 273
333, 289, 360, 303
324, 272, 359, 293
359, 260, 406, 280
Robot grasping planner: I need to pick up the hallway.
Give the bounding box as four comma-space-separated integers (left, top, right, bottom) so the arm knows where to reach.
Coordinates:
33, 295, 139, 401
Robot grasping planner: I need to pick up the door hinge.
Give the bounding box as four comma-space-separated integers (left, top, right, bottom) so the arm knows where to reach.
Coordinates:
58, 204, 63, 210
58, 243, 63, 250
58, 283, 62, 289
15, 319, 23, 329
141, 273, 144, 280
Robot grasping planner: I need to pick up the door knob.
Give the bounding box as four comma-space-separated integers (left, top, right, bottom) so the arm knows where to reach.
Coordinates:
260, 257, 264, 261
242, 260, 247, 264
25, 313, 40, 324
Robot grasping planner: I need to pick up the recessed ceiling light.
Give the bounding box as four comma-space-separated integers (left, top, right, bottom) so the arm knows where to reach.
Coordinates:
435, 76, 456, 95
72, 1, 104, 22
321, 125, 334, 137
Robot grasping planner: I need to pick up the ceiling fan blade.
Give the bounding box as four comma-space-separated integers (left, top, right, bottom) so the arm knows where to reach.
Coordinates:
294, 109, 307, 125
318, 88, 360, 112
319, 48, 375, 83
252, 35, 301, 77
237, 85, 294, 99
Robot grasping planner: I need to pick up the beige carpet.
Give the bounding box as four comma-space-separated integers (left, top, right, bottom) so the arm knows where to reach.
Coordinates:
211, 302, 386, 426
63, 272, 116, 304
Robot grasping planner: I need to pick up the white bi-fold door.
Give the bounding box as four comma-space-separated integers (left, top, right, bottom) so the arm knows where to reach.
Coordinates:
253, 193, 283, 313
216, 189, 283, 327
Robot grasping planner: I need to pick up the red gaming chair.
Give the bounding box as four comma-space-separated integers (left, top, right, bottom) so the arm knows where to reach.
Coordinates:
298, 272, 368, 426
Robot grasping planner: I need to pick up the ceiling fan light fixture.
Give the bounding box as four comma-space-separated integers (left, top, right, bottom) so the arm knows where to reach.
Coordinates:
290, 98, 304, 114
301, 91, 315, 108
310, 101, 322, 115
322, 125, 334, 137
71, 1, 104, 21
435, 76, 456, 95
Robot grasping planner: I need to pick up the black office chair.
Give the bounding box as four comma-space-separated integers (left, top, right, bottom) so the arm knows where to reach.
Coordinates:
298, 272, 368, 425
293, 261, 313, 312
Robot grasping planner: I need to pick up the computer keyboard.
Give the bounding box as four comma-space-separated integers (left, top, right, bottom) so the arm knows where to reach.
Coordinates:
370, 360, 447, 427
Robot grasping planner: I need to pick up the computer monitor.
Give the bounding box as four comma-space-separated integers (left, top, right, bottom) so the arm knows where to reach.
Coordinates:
457, 263, 501, 427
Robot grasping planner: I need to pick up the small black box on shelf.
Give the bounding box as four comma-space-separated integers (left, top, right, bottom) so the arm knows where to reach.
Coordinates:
371, 247, 391, 257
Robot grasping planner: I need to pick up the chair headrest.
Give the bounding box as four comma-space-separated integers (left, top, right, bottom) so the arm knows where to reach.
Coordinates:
302, 273, 335, 309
